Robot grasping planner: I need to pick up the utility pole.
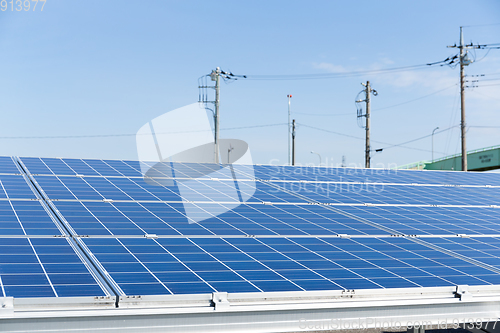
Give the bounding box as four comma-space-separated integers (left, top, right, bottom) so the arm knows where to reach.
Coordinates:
291, 119, 296, 166
459, 28, 467, 171
444, 27, 498, 171
448, 27, 473, 171
287, 95, 292, 165
365, 81, 371, 168
356, 81, 377, 168
211, 67, 221, 164
199, 68, 246, 164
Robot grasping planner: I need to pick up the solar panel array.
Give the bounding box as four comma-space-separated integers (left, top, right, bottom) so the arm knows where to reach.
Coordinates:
1, 156, 500, 298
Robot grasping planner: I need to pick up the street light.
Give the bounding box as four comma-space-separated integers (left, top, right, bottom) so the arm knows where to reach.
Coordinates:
310, 151, 322, 166
432, 127, 439, 162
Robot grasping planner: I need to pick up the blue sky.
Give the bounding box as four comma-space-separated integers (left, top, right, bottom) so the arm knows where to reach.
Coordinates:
0, 0, 499, 167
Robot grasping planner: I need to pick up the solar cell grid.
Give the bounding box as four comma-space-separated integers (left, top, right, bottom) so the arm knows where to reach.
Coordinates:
0, 201, 61, 236
272, 181, 500, 206
19, 157, 500, 187
335, 205, 500, 235
0, 175, 37, 200
58, 199, 398, 236
0, 156, 21, 174
0, 237, 108, 298
78, 236, 500, 296
61, 159, 102, 176
252, 165, 500, 186
5, 156, 500, 299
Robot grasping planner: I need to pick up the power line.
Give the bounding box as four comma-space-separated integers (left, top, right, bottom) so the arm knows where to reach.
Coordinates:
298, 122, 444, 154
294, 84, 458, 116
377, 126, 459, 151
470, 89, 500, 101
478, 83, 500, 87
0, 123, 287, 140
372, 84, 457, 112
443, 85, 461, 156
298, 123, 366, 141
294, 112, 352, 116
244, 60, 451, 81
461, 23, 500, 28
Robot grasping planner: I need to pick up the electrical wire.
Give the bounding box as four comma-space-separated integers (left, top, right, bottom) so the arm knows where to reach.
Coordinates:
443, 86, 461, 156
470, 89, 500, 101
471, 48, 492, 63
293, 112, 352, 117
372, 84, 457, 112
0, 123, 288, 140
297, 122, 444, 154
244, 61, 451, 81
479, 83, 500, 87
377, 126, 459, 151
462, 23, 500, 28
267, 85, 455, 117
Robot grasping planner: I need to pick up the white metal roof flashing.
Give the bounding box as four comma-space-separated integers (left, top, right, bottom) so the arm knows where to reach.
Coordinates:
3, 286, 500, 332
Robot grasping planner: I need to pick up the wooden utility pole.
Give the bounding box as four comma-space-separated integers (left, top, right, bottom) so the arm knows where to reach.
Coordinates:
365, 81, 371, 168
356, 81, 377, 168
459, 28, 467, 171
448, 27, 475, 171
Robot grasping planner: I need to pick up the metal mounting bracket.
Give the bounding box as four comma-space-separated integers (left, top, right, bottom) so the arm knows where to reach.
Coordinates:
455, 285, 472, 301
212, 292, 230, 311
0, 297, 14, 316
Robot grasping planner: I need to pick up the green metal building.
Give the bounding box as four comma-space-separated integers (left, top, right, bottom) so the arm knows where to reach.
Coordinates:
399, 145, 500, 172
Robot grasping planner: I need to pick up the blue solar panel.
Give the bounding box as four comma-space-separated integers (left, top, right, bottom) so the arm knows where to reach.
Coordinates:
20, 157, 144, 177
270, 181, 500, 206
334, 205, 500, 235
3, 156, 500, 299
0, 156, 21, 174
77, 236, 500, 296
0, 200, 62, 236
33, 175, 183, 201
50, 200, 393, 236
0, 237, 109, 298
0, 175, 37, 200
19, 157, 500, 186
251, 165, 500, 186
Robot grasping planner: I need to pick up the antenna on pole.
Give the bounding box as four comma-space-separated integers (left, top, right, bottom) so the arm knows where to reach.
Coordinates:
198, 68, 246, 164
